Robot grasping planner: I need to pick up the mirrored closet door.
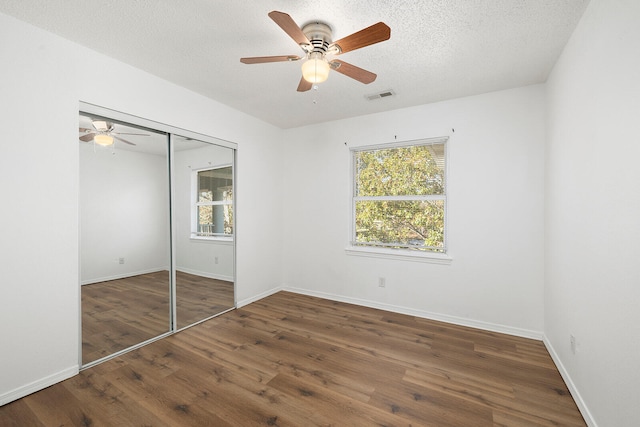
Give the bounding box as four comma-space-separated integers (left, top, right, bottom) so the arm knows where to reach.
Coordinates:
172, 135, 235, 329
79, 114, 171, 365
79, 107, 236, 367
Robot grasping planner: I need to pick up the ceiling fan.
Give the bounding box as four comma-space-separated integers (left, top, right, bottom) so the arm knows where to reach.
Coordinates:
240, 11, 391, 92
79, 120, 148, 146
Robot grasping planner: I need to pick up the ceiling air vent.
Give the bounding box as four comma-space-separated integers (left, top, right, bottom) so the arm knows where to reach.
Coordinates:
366, 89, 395, 101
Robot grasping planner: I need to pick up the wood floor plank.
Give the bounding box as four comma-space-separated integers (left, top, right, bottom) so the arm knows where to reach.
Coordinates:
368, 377, 495, 427
403, 367, 567, 426
267, 372, 407, 426
234, 329, 386, 403
1, 291, 586, 426
0, 399, 44, 427
172, 322, 281, 385
99, 362, 233, 426
63, 371, 171, 426
22, 384, 90, 426
176, 358, 325, 426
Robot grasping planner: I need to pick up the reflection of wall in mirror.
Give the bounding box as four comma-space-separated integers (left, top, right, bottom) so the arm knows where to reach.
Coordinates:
79, 144, 170, 284
174, 143, 234, 282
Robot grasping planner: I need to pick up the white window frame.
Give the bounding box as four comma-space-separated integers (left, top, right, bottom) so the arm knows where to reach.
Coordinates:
191, 164, 233, 241
346, 137, 451, 264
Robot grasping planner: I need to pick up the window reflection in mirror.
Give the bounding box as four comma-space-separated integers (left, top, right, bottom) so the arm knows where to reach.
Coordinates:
195, 166, 233, 237
172, 135, 235, 329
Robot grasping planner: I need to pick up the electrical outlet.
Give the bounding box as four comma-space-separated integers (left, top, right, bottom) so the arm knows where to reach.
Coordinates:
570, 334, 576, 354
214, 256, 219, 264
378, 277, 386, 288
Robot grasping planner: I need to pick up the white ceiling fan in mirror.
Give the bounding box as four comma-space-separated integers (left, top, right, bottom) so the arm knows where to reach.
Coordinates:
79, 116, 150, 150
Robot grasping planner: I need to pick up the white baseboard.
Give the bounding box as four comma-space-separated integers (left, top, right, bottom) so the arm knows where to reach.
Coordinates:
81, 267, 168, 285
0, 365, 78, 406
543, 336, 597, 427
283, 286, 543, 340
176, 267, 234, 283
82, 267, 234, 286
236, 285, 283, 308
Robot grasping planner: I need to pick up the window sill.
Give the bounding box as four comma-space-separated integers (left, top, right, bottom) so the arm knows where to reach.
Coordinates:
345, 246, 452, 264
189, 236, 234, 245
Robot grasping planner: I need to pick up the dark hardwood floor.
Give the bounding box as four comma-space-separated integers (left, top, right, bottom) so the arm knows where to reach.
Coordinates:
176, 271, 235, 329
2, 291, 586, 426
82, 271, 234, 365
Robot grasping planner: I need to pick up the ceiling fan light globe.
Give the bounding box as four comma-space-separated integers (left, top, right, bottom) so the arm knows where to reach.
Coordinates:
302, 57, 330, 83
94, 134, 114, 146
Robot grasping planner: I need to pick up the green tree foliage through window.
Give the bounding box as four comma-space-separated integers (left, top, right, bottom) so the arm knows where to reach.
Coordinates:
353, 141, 446, 252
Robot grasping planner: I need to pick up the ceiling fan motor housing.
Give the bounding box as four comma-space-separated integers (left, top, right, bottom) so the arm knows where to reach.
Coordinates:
92, 120, 114, 133
301, 22, 333, 55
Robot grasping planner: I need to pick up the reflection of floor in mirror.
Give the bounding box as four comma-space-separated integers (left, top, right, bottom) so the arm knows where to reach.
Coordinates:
81, 271, 171, 365
81, 270, 234, 365
175, 270, 235, 329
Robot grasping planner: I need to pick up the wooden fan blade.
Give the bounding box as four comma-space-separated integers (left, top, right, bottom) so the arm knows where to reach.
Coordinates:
297, 77, 313, 92
79, 127, 93, 133
79, 133, 95, 142
331, 22, 390, 54
241, 55, 301, 64
330, 60, 377, 84
268, 11, 310, 46
114, 136, 136, 146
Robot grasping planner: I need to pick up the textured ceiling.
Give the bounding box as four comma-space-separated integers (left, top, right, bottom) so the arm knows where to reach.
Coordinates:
1, 1, 590, 129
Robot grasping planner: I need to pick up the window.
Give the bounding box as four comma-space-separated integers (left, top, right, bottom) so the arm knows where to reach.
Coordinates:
193, 165, 233, 238
351, 138, 447, 254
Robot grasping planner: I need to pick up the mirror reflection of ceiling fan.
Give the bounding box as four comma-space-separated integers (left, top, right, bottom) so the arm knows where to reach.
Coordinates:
240, 11, 391, 92
79, 120, 149, 146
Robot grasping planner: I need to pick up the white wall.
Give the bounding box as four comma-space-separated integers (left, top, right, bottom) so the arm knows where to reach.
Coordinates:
174, 143, 234, 281
545, 0, 640, 425
0, 12, 283, 404
80, 144, 170, 284
281, 85, 546, 337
